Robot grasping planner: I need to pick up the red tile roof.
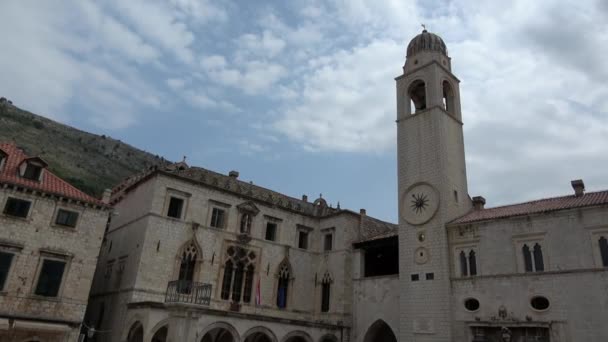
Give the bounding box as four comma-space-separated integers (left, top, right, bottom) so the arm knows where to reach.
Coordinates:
450, 190, 608, 225
0, 142, 103, 205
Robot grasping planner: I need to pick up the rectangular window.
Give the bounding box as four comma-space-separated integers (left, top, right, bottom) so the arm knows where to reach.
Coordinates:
35, 259, 66, 297
55, 209, 79, 227
426, 272, 434, 280
265, 223, 277, 241
324, 234, 333, 251
3, 198, 31, 218
167, 197, 184, 219
410, 274, 419, 281
298, 231, 309, 249
210, 208, 226, 228
0, 252, 14, 291
23, 164, 42, 180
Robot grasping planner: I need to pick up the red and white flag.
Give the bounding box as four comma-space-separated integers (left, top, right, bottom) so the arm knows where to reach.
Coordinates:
255, 276, 261, 306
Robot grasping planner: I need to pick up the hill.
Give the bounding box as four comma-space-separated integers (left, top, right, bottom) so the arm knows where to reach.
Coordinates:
0, 99, 169, 197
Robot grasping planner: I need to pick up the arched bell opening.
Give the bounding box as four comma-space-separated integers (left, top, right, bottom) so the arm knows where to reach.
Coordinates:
408, 80, 426, 114
442, 80, 455, 115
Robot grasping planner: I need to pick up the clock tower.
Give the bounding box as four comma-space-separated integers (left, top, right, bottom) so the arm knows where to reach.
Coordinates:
396, 30, 471, 341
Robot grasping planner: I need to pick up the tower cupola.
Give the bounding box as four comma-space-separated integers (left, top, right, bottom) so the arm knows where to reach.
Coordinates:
406, 29, 447, 58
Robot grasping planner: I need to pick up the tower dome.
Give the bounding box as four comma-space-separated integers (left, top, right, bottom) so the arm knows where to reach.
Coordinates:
406, 29, 447, 57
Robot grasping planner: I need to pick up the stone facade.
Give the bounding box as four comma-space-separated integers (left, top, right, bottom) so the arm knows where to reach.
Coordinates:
86, 169, 398, 342
0, 143, 110, 342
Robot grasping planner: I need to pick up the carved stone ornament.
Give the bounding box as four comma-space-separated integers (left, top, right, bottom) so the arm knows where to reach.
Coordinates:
237, 201, 260, 215
237, 233, 252, 245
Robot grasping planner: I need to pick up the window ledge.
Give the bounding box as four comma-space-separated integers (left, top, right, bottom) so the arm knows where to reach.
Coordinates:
50, 224, 77, 231
28, 294, 62, 302
1, 214, 31, 222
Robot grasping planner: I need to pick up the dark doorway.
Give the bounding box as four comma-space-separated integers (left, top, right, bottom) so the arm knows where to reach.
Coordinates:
363, 320, 397, 342
151, 326, 168, 342
201, 327, 236, 342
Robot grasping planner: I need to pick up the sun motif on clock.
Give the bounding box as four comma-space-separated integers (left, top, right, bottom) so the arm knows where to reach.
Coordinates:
410, 193, 429, 214
401, 183, 439, 225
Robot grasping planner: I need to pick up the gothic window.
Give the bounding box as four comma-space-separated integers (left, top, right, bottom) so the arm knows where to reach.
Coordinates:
321, 272, 332, 313
0, 251, 14, 291
523, 243, 544, 272
35, 259, 66, 297
210, 208, 226, 228
533, 243, 544, 271
221, 260, 233, 300
442, 80, 455, 114
523, 244, 533, 272
232, 263, 245, 301
242, 265, 254, 303
167, 197, 184, 219
459, 251, 468, 276
408, 80, 426, 114
177, 243, 198, 294
240, 214, 252, 234
469, 250, 477, 276
3, 197, 31, 218
276, 261, 291, 308
221, 246, 255, 303
0, 151, 6, 171
600, 236, 608, 267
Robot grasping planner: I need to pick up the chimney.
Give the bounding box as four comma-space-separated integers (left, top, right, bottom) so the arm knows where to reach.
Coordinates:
472, 196, 486, 210
101, 189, 112, 205
360, 208, 366, 215
228, 170, 239, 179
571, 179, 585, 197
302, 195, 308, 202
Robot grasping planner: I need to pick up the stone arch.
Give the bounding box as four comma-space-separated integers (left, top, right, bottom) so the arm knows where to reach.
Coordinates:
243, 326, 278, 342
407, 79, 426, 114
149, 319, 170, 342
281, 331, 313, 342
198, 321, 241, 342
126, 321, 144, 342
363, 319, 397, 342
318, 334, 338, 342
442, 79, 456, 114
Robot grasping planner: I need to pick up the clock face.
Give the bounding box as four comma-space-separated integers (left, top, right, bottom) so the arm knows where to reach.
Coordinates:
401, 183, 439, 225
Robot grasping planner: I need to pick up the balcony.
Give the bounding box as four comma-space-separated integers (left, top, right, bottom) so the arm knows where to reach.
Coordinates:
165, 280, 212, 306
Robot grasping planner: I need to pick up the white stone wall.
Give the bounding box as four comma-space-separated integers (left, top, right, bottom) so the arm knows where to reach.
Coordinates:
448, 206, 608, 341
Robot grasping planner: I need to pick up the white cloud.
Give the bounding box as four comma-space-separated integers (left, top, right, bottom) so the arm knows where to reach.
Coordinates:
201, 56, 287, 94
236, 31, 286, 58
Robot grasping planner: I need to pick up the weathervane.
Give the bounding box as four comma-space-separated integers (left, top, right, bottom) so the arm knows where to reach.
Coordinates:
421, 23, 426, 31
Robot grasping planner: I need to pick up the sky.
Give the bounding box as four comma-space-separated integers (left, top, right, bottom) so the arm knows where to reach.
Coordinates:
0, 0, 607, 223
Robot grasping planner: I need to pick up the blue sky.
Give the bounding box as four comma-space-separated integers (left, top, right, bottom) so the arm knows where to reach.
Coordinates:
1, 0, 607, 222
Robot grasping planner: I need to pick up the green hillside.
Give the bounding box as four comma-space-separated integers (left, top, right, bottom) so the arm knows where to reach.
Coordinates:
0, 101, 169, 197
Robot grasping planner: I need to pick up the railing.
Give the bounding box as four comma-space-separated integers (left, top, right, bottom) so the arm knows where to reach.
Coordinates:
165, 280, 212, 305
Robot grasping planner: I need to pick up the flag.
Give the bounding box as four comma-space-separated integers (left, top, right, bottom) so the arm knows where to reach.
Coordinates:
255, 276, 261, 306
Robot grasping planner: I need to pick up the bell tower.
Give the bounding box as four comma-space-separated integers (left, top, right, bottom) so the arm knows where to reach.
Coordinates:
396, 29, 471, 341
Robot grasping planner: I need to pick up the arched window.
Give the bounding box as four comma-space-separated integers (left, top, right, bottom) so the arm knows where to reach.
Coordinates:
177, 243, 198, 294
408, 80, 426, 114
221, 247, 256, 303
522, 244, 533, 272
221, 260, 233, 300
469, 250, 477, 276
600, 236, 608, 267
232, 262, 245, 301
276, 261, 291, 308
533, 243, 544, 271
442, 80, 455, 114
321, 272, 332, 313
459, 251, 468, 276
240, 214, 252, 234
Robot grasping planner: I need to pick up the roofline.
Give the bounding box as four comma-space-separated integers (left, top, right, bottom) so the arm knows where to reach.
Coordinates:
0, 179, 109, 209
447, 199, 608, 227
353, 234, 398, 249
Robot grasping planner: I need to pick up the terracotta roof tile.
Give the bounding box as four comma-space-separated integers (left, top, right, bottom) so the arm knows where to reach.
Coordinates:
450, 190, 608, 225
0, 142, 102, 205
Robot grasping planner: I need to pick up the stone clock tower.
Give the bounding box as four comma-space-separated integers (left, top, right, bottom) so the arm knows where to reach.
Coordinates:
396, 30, 471, 341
